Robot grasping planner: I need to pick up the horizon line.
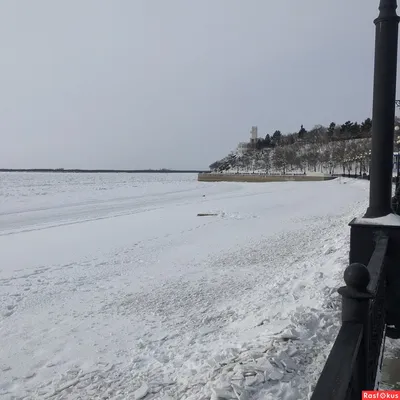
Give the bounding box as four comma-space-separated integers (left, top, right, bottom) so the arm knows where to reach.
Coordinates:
0, 168, 208, 174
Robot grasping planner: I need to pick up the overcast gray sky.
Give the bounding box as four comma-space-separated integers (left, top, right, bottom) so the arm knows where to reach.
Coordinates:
0, 0, 396, 170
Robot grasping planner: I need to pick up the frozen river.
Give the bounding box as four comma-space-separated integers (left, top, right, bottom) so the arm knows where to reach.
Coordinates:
0, 173, 369, 399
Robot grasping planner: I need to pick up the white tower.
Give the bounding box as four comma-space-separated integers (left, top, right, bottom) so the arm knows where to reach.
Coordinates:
250, 126, 258, 143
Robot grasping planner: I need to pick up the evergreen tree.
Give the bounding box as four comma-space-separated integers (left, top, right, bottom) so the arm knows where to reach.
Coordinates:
327, 122, 336, 138
264, 134, 272, 147
351, 122, 360, 137
361, 118, 372, 134
272, 130, 282, 145
340, 121, 354, 136
298, 125, 307, 139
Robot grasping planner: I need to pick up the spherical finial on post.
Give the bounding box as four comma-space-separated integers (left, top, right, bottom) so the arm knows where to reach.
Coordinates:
339, 263, 372, 323
343, 263, 370, 292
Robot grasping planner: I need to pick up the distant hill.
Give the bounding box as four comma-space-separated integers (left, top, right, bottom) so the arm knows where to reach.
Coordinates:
210, 137, 373, 176
207, 117, 400, 175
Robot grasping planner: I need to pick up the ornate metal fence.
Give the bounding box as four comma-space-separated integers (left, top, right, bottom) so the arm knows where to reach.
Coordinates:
311, 233, 389, 399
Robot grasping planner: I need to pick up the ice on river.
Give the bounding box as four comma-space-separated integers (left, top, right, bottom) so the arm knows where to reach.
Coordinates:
0, 173, 369, 399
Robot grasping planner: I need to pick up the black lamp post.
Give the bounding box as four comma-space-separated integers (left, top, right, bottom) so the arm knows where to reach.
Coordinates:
350, 0, 400, 337
364, 0, 400, 218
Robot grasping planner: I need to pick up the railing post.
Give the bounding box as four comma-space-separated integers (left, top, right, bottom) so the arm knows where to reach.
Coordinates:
338, 263, 373, 391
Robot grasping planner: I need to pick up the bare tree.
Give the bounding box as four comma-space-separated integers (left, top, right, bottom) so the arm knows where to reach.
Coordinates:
320, 148, 331, 173
354, 139, 371, 174
345, 160, 353, 175
285, 146, 297, 171
304, 143, 320, 172
261, 149, 272, 174
295, 153, 307, 173
235, 155, 242, 173
342, 141, 359, 174
332, 140, 347, 174
239, 151, 251, 172
226, 152, 237, 171
306, 125, 326, 145
273, 147, 287, 174
326, 142, 337, 174
253, 151, 264, 173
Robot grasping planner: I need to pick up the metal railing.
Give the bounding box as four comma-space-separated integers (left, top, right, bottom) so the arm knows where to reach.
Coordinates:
311, 233, 389, 399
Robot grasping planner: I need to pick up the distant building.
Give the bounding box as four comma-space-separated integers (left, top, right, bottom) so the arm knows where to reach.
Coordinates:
237, 142, 250, 155
250, 126, 258, 144
236, 126, 258, 154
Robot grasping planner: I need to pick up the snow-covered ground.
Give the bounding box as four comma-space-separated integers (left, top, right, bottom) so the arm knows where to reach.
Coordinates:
0, 173, 369, 400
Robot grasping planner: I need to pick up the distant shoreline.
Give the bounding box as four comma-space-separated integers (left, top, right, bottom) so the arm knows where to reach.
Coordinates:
198, 172, 335, 183
0, 168, 208, 174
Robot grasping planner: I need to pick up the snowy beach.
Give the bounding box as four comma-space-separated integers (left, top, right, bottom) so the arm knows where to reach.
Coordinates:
0, 173, 369, 399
